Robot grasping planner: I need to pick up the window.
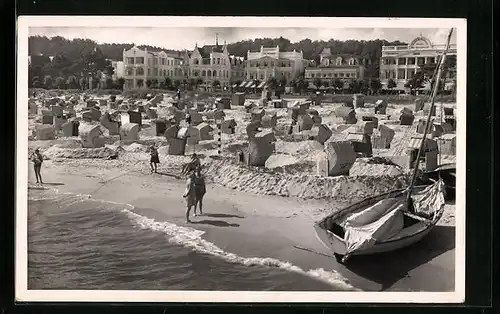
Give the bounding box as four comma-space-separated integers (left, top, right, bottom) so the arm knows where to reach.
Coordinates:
126, 67, 134, 75
334, 73, 338, 78
336, 57, 343, 65
208, 70, 211, 77
271, 61, 274, 67
213, 70, 217, 77
163, 70, 166, 76
311, 73, 315, 78
202, 70, 206, 77
194, 71, 199, 77
147, 69, 151, 76
256, 63, 260, 67
408, 57, 416, 65
153, 68, 158, 76
213, 58, 216, 64
328, 73, 332, 77
323, 74, 327, 78
427, 57, 435, 64
217, 58, 220, 64
417, 57, 425, 66
260, 74, 264, 80
126, 57, 135, 64
349, 58, 355, 65
398, 58, 406, 65
170, 70, 173, 77
136, 57, 144, 64
194, 59, 199, 65
136, 67, 144, 75
339, 73, 344, 77
264, 62, 268, 67
397, 69, 405, 79
148, 59, 151, 65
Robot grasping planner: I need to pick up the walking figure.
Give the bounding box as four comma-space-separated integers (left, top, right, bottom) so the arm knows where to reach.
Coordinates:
149, 144, 160, 173
30, 148, 44, 184
183, 166, 206, 223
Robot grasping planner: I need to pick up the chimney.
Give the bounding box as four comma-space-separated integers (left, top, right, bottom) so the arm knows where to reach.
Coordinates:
216, 33, 219, 46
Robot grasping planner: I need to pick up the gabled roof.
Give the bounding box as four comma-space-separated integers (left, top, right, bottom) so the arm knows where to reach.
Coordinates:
195, 45, 225, 58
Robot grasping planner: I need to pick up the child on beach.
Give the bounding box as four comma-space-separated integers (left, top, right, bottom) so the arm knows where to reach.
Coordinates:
30, 148, 44, 184
149, 145, 160, 173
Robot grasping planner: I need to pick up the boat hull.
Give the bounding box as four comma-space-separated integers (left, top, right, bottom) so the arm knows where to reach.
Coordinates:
313, 183, 445, 261
314, 219, 435, 257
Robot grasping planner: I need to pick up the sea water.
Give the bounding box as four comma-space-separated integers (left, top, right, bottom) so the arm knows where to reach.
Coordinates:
28, 187, 355, 291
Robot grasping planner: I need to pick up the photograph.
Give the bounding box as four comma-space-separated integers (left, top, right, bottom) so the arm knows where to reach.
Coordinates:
16, 16, 466, 303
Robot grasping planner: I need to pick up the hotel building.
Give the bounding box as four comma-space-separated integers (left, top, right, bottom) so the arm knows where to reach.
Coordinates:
187, 38, 232, 88
122, 45, 188, 89
304, 48, 366, 84
245, 46, 305, 82
379, 35, 457, 92
230, 55, 246, 85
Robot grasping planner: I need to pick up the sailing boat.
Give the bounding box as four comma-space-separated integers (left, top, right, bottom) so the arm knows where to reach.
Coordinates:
313, 29, 454, 264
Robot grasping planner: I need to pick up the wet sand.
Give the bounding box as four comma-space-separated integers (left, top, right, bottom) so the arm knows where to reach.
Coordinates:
28, 161, 455, 292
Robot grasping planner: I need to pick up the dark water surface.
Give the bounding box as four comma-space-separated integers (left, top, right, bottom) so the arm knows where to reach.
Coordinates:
28, 187, 346, 291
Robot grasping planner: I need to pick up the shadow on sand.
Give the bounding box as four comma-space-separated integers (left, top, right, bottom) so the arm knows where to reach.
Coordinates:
155, 172, 181, 179
203, 213, 245, 219
342, 225, 455, 291
42, 182, 65, 186
191, 220, 240, 228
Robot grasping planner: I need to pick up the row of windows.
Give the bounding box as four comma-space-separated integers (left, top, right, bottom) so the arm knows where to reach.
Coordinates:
306, 72, 358, 79
382, 68, 455, 80
126, 67, 184, 77
125, 56, 183, 66
232, 71, 245, 77
248, 61, 292, 68
193, 58, 227, 66
248, 72, 291, 80
191, 69, 229, 78
322, 57, 357, 66
382, 56, 437, 66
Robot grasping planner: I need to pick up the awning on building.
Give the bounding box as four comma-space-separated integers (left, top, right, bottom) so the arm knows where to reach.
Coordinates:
239, 81, 247, 87
244, 81, 253, 88
250, 83, 256, 88
257, 81, 266, 89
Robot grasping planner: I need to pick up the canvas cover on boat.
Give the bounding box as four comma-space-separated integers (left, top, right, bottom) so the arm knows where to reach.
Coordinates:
342, 180, 445, 255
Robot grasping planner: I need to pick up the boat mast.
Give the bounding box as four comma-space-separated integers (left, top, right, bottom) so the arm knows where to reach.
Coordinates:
406, 28, 454, 203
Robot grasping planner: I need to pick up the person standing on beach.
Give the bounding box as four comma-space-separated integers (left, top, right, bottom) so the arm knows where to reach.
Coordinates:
149, 145, 160, 173
183, 171, 197, 223
30, 148, 44, 184
193, 166, 206, 216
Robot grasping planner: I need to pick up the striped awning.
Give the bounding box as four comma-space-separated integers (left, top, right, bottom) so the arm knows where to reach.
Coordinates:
244, 81, 253, 88
239, 81, 247, 87
257, 81, 266, 89
250, 84, 256, 88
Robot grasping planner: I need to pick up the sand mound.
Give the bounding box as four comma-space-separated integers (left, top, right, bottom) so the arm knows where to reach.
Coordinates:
275, 140, 324, 156
123, 142, 149, 153
265, 154, 301, 169
204, 158, 408, 201
44, 146, 118, 159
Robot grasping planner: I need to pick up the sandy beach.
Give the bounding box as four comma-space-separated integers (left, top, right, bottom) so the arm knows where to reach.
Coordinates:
29, 157, 455, 292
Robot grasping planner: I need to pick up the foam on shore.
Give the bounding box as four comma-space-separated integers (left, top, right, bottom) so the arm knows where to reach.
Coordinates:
123, 208, 360, 291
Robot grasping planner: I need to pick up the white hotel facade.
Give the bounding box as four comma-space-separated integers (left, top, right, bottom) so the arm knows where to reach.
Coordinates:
379, 35, 457, 93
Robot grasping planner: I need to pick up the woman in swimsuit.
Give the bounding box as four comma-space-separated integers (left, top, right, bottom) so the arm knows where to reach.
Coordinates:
31, 148, 44, 184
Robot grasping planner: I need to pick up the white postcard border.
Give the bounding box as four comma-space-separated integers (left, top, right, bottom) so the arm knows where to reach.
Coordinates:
16, 16, 467, 303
